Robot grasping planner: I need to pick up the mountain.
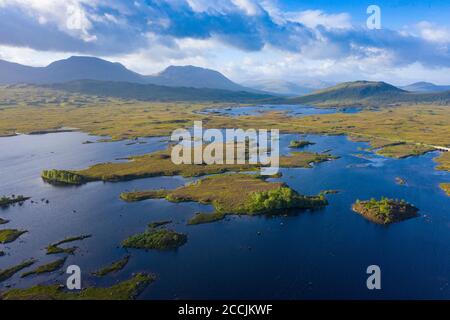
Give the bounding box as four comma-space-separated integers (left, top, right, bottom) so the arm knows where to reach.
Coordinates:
0, 57, 259, 93
0, 56, 144, 84
240, 79, 315, 96
146, 65, 256, 92
241, 79, 335, 96
47, 80, 276, 103
401, 82, 450, 93
287, 81, 450, 107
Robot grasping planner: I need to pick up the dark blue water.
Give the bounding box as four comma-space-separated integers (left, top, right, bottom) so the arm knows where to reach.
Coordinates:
200, 104, 360, 117
0, 129, 449, 299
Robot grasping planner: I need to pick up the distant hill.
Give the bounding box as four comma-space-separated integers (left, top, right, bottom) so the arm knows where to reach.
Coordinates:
0, 57, 260, 93
287, 81, 450, 107
0, 56, 144, 84
146, 65, 257, 92
240, 79, 315, 96
401, 82, 450, 93
47, 80, 276, 103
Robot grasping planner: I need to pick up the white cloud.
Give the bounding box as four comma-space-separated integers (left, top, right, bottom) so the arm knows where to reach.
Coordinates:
285, 10, 352, 29
416, 21, 450, 43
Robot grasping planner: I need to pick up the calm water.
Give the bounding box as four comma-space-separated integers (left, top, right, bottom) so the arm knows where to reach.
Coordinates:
0, 114, 449, 299
200, 104, 361, 117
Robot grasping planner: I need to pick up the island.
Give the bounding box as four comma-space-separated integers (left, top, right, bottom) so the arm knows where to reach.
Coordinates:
41, 147, 335, 185
1, 273, 154, 300
289, 140, 315, 149
21, 258, 67, 278
92, 255, 130, 276
352, 198, 419, 224
0, 195, 30, 208
45, 234, 91, 255
0, 259, 36, 283
123, 228, 187, 250
0, 229, 27, 244
440, 183, 450, 196
121, 174, 328, 225
0, 218, 9, 225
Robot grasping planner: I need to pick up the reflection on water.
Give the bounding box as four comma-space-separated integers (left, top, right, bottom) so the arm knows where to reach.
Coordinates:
0, 127, 449, 299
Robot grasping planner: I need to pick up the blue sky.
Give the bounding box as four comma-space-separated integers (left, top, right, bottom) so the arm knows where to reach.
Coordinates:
0, 0, 450, 85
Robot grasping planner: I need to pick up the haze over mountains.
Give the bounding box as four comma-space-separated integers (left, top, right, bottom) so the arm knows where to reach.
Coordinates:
401, 82, 450, 93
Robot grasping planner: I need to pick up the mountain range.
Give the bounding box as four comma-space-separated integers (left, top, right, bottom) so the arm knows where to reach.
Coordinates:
401, 82, 450, 93
0, 56, 258, 93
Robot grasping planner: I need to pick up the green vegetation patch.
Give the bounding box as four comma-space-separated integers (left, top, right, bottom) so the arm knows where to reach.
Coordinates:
0, 195, 30, 207
289, 140, 315, 149
0, 229, 27, 244
122, 174, 328, 218
41, 170, 88, 185
46, 234, 91, 255
440, 183, 450, 196
21, 258, 66, 278
92, 256, 130, 277
187, 212, 226, 225
352, 197, 419, 224
122, 229, 187, 250
1, 273, 154, 300
0, 259, 35, 283
376, 143, 433, 159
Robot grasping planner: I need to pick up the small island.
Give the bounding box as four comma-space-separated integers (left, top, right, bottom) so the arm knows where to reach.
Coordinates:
0, 259, 36, 283
41, 170, 87, 185
122, 229, 187, 250
440, 183, 450, 196
1, 273, 154, 300
45, 234, 91, 255
0, 229, 27, 244
0, 218, 9, 225
21, 258, 67, 278
92, 255, 130, 276
352, 197, 419, 224
0, 195, 30, 208
289, 140, 315, 149
148, 220, 172, 229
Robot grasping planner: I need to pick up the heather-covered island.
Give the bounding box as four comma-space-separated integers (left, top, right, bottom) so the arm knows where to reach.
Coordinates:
122, 229, 187, 250
352, 198, 419, 224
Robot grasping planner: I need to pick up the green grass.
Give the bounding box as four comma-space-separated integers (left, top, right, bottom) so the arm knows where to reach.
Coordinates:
45, 234, 91, 254
122, 229, 187, 250
288, 140, 315, 149
92, 256, 130, 276
41, 170, 87, 185
352, 198, 419, 224
122, 174, 328, 218
21, 258, 67, 278
187, 212, 226, 225
1, 273, 154, 300
0, 229, 27, 244
0, 259, 35, 283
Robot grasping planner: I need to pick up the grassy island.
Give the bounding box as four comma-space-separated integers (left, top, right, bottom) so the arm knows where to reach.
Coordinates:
123, 229, 187, 250
352, 198, 419, 224
188, 212, 226, 225
121, 174, 328, 224
1, 273, 154, 300
440, 183, 450, 196
21, 258, 66, 278
0, 229, 27, 244
41, 170, 88, 185
46, 234, 91, 255
289, 140, 315, 149
0, 259, 35, 283
0, 195, 30, 207
92, 256, 130, 276
42, 145, 335, 185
